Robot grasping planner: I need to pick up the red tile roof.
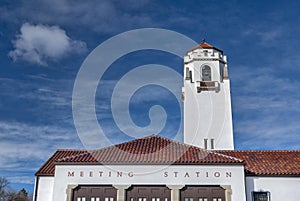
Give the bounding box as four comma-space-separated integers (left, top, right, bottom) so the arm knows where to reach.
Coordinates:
35, 150, 87, 176
35, 135, 300, 177
56, 135, 243, 165
217, 150, 300, 176
35, 135, 242, 176
187, 41, 223, 53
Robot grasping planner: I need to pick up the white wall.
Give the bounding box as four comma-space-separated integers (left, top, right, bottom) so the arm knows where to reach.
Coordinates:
246, 177, 300, 201
183, 71, 234, 150
35, 176, 54, 201
52, 164, 246, 201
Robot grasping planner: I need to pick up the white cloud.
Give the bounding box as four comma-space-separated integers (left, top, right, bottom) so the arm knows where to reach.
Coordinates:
7, 176, 35, 185
0, 121, 83, 170
232, 66, 300, 113
231, 65, 300, 150
234, 116, 300, 150
0, 76, 73, 111
242, 26, 284, 47
9, 23, 87, 65
1, 0, 157, 35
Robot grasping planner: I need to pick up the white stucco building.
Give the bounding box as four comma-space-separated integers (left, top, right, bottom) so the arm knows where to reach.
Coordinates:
33, 41, 300, 201
183, 42, 233, 150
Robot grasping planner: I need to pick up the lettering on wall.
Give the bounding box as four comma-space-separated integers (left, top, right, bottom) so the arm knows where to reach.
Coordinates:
67, 171, 134, 178
67, 170, 232, 179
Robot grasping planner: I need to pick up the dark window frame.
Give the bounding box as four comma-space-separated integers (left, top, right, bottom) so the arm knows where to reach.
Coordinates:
252, 191, 270, 201
72, 185, 117, 201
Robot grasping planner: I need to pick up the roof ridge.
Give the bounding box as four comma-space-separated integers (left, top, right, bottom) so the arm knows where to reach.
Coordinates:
35, 149, 87, 176
186, 41, 223, 54
56, 151, 91, 162
56, 149, 86, 151
57, 136, 244, 164
211, 151, 244, 163
56, 135, 165, 162
160, 138, 243, 162
99, 134, 158, 150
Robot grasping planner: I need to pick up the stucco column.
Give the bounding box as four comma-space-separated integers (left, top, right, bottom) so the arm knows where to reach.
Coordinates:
167, 185, 185, 201
221, 185, 232, 201
113, 185, 131, 201
66, 184, 78, 201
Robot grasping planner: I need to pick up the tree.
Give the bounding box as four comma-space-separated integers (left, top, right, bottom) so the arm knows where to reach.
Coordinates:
0, 177, 10, 199
0, 177, 30, 201
10, 188, 30, 201
4, 190, 17, 201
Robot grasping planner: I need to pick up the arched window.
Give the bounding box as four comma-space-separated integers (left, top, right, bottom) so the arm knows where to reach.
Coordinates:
202, 65, 211, 81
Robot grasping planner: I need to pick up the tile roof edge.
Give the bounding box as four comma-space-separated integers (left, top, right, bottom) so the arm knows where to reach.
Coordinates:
35, 150, 61, 176
35, 149, 88, 176
35, 174, 55, 177
218, 150, 300, 152
54, 161, 245, 165
246, 173, 300, 177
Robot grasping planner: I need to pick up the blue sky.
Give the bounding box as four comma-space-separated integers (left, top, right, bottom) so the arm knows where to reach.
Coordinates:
1, 0, 300, 194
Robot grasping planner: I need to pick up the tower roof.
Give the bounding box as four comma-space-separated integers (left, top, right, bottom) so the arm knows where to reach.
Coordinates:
187, 41, 223, 53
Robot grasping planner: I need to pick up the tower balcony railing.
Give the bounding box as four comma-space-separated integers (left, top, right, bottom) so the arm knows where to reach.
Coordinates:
197, 81, 220, 93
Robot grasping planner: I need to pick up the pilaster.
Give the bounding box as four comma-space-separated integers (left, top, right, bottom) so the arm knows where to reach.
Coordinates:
221, 185, 232, 201
66, 184, 78, 201
167, 185, 185, 201
113, 185, 131, 201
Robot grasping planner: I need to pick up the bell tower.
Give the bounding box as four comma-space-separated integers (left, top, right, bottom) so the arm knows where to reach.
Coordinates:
182, 41, 234, 150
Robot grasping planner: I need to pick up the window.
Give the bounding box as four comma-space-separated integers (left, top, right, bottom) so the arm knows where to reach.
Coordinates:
189, 70, 193, 83
202, 66, 211, 81
204, 139, 208, 149
105, 197, 114, 201
211, 139, 215, 150
127, 185, 170, 201
182, 186, 225, 201
73, 185, 116, 201
252, 191, 270, 201
185, 67, 190, 80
